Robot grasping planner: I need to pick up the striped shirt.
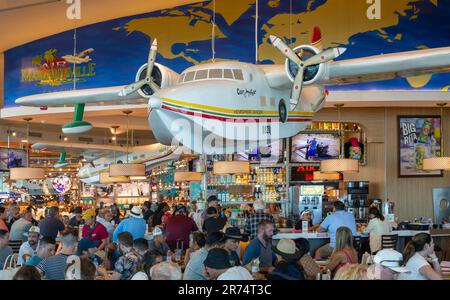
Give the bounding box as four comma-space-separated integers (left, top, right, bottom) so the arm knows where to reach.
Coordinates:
37, 254, 70, 280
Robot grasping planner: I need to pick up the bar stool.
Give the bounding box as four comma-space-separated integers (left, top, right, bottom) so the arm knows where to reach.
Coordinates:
381, 234, 398, 250
7, 240, 23, 254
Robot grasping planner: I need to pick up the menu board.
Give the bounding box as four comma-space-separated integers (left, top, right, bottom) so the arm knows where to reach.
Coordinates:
300, 185, 325, 195
0, 148, 27, 171
290, 133, 339, 163
234, 139, 283, 163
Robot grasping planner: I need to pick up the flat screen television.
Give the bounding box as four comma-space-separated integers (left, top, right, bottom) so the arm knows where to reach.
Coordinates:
0, 148, 27, 171
290, 132, 340, 163
234, 139, 283, 163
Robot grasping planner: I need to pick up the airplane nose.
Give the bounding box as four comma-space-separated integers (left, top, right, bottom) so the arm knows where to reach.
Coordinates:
149, 96, 162, 109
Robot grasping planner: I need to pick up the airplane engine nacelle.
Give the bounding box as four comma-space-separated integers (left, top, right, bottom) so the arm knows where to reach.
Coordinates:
135, 63, 179, 98
285, 45, 325, 85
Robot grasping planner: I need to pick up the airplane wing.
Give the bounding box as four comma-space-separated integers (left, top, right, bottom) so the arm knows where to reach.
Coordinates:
15, 86, 146, 107
32, 142, 127, 162
322, 47, 450, 85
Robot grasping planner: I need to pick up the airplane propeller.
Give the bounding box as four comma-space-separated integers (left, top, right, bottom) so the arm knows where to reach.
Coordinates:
119, 38, 160, 97
269, 35, 346, 122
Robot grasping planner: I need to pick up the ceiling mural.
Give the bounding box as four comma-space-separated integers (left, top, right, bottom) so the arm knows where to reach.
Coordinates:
4, 0, 450, 108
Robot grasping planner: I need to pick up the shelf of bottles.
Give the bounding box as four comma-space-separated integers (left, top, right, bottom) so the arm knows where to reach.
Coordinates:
206, 166, 287, 204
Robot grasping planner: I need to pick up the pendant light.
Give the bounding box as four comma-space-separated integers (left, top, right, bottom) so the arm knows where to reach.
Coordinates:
320, 104, 359, 173
423, 103, 450, 170
213, 161, 250, 175
109, 111, 145, 177
10, 118, 46, 181
174, 171, 202, 182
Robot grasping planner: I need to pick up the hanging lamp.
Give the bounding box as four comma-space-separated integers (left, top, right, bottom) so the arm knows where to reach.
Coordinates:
10, 118, 46, 181
320, 104, 359, 173
174, 171, 202, 182
213, 161, 250, 175
109, 111, 145, 177
423, 103, 450, 170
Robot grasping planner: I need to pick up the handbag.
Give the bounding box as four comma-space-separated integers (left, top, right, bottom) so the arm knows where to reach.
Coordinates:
0, 254, 20, 280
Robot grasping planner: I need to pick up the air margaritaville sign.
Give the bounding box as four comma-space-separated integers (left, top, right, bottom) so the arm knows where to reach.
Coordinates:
21, 48, 96, 86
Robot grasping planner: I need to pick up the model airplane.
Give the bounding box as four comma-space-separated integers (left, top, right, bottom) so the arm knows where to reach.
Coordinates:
62, 48, 94, 64
32, 142, 186, 185
16, 28, 450, 154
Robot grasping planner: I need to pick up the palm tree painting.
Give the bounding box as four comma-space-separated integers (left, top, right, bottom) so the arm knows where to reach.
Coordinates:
44, 49, 57, 63
32, 55, 43, 67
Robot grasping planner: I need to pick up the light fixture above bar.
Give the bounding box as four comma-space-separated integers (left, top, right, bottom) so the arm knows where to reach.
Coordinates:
174, 171, 202, 182
320, 159, 359, 173
213, 161, 250, 175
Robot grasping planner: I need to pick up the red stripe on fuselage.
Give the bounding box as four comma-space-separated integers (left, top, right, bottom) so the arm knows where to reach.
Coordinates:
161, 105, 312, 123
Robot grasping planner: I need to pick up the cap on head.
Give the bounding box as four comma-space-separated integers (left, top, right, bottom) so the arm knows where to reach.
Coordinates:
253, 200, 266, 211
82, 209, 96, 221
373, 249, 410, 273
152, 226, 166, 237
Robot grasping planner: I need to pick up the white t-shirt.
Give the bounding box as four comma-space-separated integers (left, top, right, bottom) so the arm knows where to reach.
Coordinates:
131, 271, 149, 280
398, 253, 430, 280
363, 218, 392, 253
217, 266, 253, 280
18, 242, 37, 265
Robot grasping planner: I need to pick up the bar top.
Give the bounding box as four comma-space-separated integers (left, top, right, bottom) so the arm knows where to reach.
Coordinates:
272, 230, 450, 240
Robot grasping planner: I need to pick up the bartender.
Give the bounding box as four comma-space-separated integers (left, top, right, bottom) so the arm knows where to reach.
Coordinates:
314, 201, 357, 259
295, 210, 320, 232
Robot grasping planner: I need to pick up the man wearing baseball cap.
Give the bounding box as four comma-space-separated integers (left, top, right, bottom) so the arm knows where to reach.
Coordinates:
81, 208, 108, 251
366, 249, 410, 280
18, 226, 41, 265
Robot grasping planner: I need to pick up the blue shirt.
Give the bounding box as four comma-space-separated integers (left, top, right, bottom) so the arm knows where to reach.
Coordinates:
112, 217, 146, 243
320, 210, 357, 248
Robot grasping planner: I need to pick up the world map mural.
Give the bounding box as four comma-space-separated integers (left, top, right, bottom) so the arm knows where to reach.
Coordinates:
4, 0, 450, 108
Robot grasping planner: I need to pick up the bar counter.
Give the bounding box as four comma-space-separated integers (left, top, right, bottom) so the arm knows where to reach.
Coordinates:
273, 229, 450, 257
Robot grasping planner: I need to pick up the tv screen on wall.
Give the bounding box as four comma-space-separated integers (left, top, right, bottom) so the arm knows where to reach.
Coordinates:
234, 140, 283, 163
0, 148, 27, 171
290, 133, 340, 163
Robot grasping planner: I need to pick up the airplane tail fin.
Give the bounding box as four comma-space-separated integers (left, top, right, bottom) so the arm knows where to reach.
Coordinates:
311, 26, 322, 50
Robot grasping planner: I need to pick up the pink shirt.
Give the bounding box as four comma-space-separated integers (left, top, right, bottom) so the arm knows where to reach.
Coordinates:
82, 222, 108, 246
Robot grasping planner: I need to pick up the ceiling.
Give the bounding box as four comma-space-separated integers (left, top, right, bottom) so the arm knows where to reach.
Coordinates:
0, 0, 202, 52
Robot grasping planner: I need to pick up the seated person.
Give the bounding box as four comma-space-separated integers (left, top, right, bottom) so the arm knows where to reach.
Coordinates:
148, 226, 171, 259
77, 237, 103, 267
133, 238, 149, 257
204, 248, 253, 280
131, 250, 164, 280
294, 238, 320, 280
184, 232, 206, 266
267, 238, 304, 280
25, 236, 56, 267
150, 261, 182, 280
398, 233, 442, 280
242, 221, 277, 273
12, 266, 42, 280
223, 227, 248, 267
325, 227, 358, 278
202, 207, 227, 235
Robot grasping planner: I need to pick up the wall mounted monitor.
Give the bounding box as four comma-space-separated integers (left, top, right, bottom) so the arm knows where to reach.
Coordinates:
234, 139, 284, 163
290, 133, 340, 163
0, 148, 27, 171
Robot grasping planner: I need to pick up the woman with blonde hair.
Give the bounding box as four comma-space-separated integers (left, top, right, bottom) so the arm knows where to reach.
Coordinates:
325, 226, 358, 278
333, 263, 369, 280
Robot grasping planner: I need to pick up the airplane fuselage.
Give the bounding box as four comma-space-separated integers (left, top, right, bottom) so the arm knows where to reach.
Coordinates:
147, 61, 323, 154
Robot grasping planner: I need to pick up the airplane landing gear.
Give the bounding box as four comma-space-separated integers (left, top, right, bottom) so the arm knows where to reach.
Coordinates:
279, 99, 288, 123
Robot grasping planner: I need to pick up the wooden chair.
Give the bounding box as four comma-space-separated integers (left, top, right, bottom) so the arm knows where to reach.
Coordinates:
8, 240, 23, 254
381, 234, 398, 250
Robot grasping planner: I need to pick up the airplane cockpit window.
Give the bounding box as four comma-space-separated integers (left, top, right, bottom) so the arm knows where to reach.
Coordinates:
195, 69, 208, 80
233, 69, 244, 80
209, 69, 223, 79
178, 73, 185, 83
223, 69, 233, 79
184, 71, 196, 82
